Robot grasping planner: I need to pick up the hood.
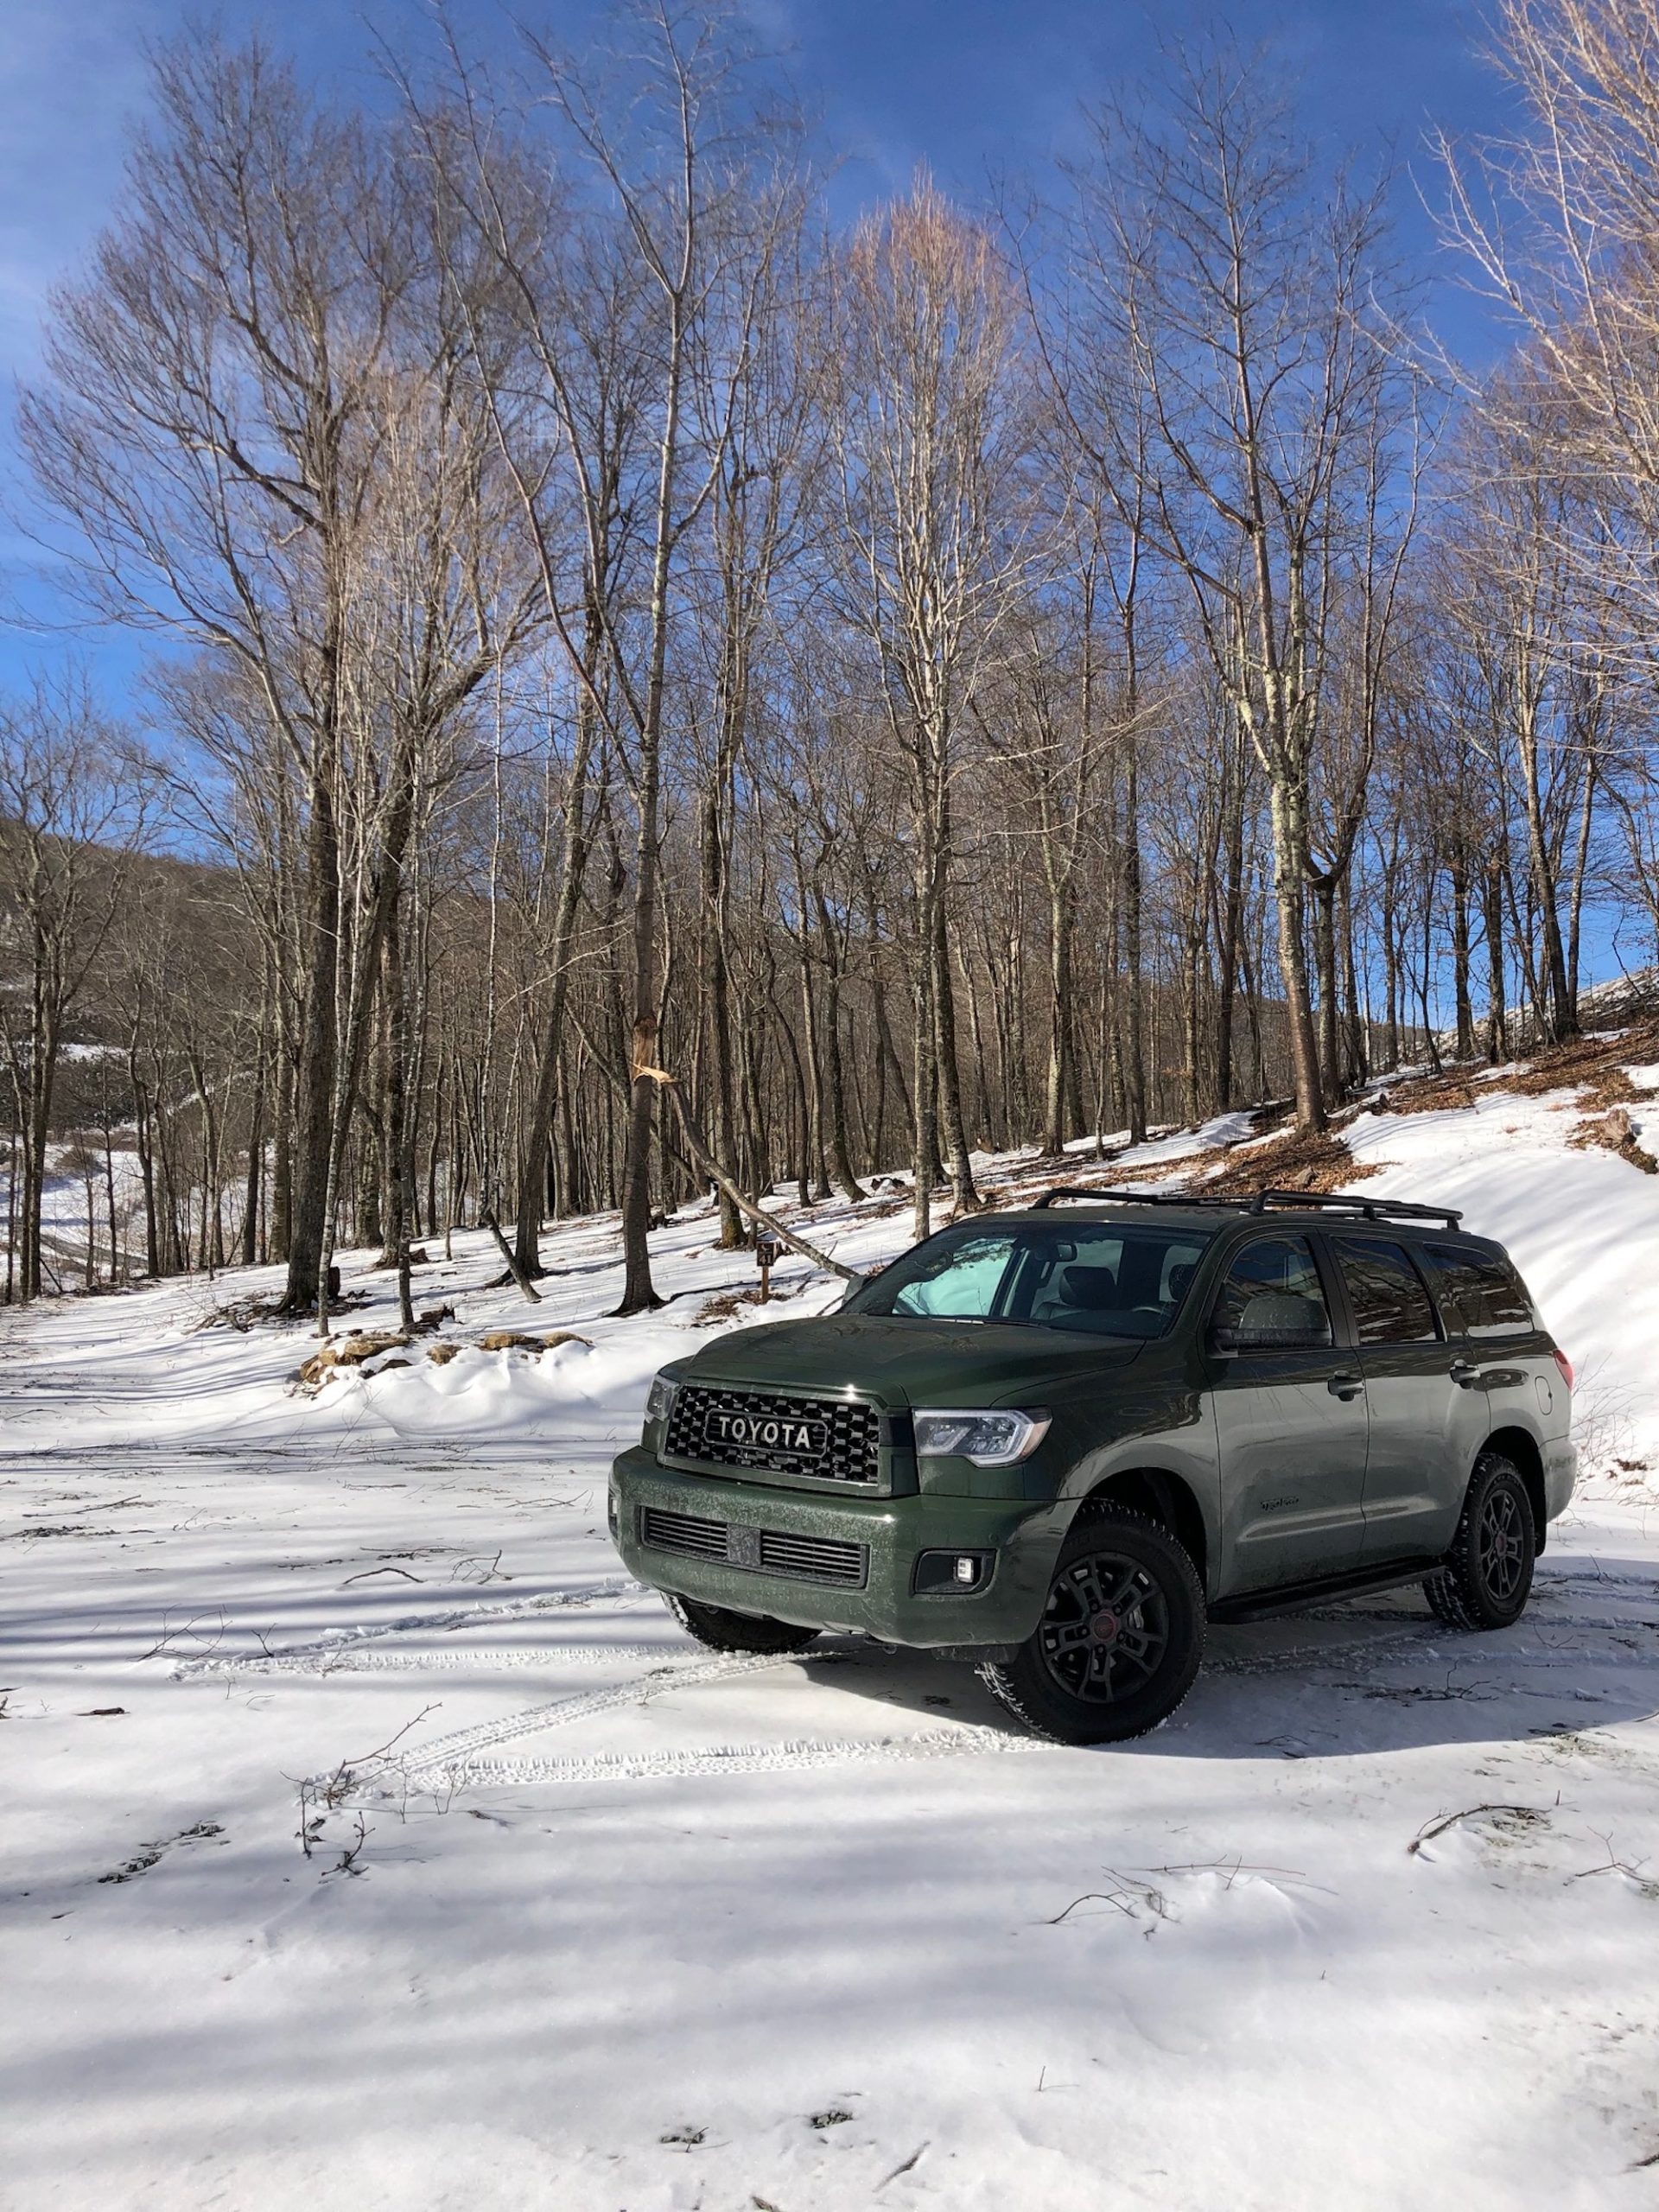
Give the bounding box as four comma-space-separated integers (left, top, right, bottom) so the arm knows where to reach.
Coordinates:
681, 1313, 1143, 1408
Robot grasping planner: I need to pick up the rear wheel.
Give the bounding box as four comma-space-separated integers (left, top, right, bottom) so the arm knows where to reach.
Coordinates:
665, 1592, 821, 1655
1424, 1451, 1535, 1630
979, 1508, 1205, 1745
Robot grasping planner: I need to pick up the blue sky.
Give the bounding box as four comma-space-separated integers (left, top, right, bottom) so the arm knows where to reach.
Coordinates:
0, 0, 1517, 691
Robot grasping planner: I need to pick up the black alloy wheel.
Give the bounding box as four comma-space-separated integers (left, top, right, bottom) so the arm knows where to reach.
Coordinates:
979, 1507, 1205, 1745
1424, 1450, 1536, 1630
1477, 1481, 1529, 1607
1037, 1549, 1172, 1706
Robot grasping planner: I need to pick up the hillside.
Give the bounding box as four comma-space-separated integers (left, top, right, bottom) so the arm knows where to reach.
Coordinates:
4, 1033, 1659, 2212
5, 1027, 1656, 1491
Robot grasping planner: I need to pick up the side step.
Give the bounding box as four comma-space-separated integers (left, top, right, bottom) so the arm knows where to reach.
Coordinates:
1208, 1555, 1443, 1625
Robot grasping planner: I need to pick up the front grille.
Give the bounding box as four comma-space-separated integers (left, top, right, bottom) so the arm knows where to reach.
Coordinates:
664, 1384, 881, 1485
639, 1506, 868, 1590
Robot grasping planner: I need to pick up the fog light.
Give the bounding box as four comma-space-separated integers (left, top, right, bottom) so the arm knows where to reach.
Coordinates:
607, 1487, 620, 1538
912, 1548, 995, 1595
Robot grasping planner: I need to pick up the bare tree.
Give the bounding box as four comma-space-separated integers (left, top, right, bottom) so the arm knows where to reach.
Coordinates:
0, 677, 155, 1300
20, 37, 423, 1313
1050, 46, 1402, 1129
832, 176, 1031, 1235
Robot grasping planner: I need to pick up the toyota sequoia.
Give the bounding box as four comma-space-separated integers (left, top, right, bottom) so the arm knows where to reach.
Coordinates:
610, 1187, 1575, 1743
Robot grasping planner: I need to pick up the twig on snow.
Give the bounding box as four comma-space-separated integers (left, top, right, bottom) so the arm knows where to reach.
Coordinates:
875, 2144, 928, 2190
1408, 1802, 1548, 1854
1045, 1889, 1139, 1924
138, 1607, 226, 1663
293, 1703, 441, 1859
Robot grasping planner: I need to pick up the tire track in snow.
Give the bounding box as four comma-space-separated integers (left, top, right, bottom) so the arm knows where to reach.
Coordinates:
1205, 1615, 1659, 1677
173, 1574, 648, 1678
399, 1649, 795, 1782
410, 1725, 1043, 1790
220, 1642, 665, 1678
1206, 1622, 1448, 1675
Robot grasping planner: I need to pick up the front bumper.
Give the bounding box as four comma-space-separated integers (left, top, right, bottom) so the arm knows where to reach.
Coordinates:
610, 1445, 1065, 1649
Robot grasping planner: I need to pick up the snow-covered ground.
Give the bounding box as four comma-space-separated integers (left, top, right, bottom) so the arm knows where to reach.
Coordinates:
1, 1139, 149, 1288
4, 1066, 1659, 2210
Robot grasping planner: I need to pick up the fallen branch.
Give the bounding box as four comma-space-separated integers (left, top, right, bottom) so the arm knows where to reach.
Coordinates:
480, 1210, 543, 1304
638, 1065, 861, 1283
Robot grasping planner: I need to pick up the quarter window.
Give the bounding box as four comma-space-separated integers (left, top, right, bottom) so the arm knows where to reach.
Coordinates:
1332, 1236, 1439, 1344
1421, 1245, 1535, 1338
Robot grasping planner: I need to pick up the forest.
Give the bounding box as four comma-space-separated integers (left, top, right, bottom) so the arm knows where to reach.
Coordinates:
3, 0, 1656, 1322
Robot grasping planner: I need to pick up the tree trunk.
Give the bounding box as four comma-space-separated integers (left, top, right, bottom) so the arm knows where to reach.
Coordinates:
1268, 779, 1327, 1132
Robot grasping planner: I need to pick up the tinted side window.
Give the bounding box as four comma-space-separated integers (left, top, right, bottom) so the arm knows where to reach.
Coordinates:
1333, 1236, 1439, 1344
1212, 1235, 1332, 1347
1422, 1244, 1535, 1338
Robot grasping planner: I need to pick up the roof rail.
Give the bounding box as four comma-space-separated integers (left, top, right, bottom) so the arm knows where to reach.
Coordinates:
1246, 1188, 1464, 1229
1030, 1185, 1242, 1211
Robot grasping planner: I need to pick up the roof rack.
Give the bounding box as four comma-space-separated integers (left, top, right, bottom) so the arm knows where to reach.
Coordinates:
1027, 1183, 1462, 1229
1246, 1187, 1464, 1228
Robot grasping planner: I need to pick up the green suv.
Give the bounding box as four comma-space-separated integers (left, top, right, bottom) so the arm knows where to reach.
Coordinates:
610, 1188, 1576, 1743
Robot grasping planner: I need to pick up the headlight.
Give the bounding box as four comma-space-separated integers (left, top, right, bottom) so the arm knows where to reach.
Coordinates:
645, 1373, 677, 1432
912, 1408, 1051, 1466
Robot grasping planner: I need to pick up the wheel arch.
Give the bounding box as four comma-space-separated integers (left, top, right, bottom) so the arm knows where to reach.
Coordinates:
1486, 1425, 1548, 1555
1077, 1466, 1210, 1592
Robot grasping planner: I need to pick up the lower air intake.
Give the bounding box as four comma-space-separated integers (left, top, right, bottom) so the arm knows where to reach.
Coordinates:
640, 1507, 868, 1590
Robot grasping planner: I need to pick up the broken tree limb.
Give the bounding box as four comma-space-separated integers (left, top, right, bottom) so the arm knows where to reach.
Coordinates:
637, 1066, 862, 1284
480, 1210, 543, 1304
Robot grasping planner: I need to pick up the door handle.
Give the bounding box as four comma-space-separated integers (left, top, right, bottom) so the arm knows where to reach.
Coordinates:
1449, 1359, 1480, 1389
1328, 1371, 1364, 1400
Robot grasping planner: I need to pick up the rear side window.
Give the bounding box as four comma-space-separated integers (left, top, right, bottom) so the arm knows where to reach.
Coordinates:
1211, 1235, 1333, 1347
1422, 1245, 1536, 1338
1332, 1236, 1439, 1344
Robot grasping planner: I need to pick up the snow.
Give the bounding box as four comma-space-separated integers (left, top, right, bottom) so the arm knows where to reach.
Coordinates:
2, 1141, 150, 1288
1345, 1081, 1659, 1481
4, 1087, 1659, 2209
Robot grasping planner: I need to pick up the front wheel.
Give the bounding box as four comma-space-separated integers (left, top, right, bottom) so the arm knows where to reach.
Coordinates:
665, 1592, 821, 1655
1424, 1451, 1535, 1630
979, 1508, 1205, 1745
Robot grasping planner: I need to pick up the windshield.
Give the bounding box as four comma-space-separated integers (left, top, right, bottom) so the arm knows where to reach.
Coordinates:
851, 1218, 1212, 1340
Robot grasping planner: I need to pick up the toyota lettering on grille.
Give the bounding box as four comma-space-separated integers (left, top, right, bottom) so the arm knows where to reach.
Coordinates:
706, 1409, 830, 1457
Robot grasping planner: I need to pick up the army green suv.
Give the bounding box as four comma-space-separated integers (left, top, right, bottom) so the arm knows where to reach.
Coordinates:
610, 1188, 1576, 1744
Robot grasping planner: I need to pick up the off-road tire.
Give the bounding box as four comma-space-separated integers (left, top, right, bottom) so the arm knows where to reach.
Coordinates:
665, 1592, 821, 1655
978, 1507, 1205, 1745
1423, 1450, 1536, 1630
